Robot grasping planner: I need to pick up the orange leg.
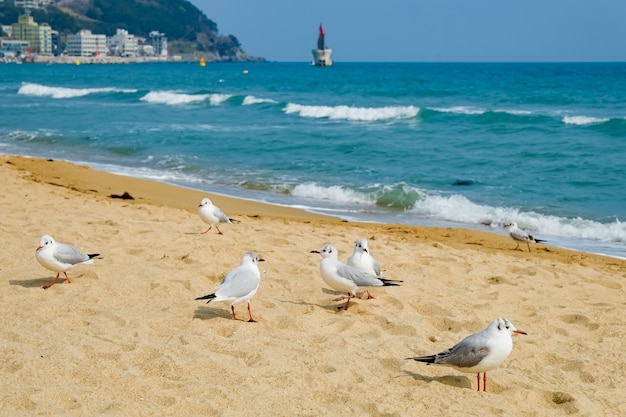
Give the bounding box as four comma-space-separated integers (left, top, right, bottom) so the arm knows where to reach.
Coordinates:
230, 305, 238, 321
476, 373, 487, 391
333, 294, 350, 301
43, 273, 60, 290
247, 302, 257, 323
201, 226, 212, 234
338, 294, 353, 311
43, 272, 71, 290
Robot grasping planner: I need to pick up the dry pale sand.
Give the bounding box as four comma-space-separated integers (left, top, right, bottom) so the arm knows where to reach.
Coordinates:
0, 155, 625, 416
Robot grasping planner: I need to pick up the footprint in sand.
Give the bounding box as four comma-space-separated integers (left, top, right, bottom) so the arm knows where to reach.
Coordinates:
558, 314, 599, 331
541, 391, 578, 414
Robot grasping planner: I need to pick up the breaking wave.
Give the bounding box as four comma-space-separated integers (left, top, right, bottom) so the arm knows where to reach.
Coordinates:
140, 91, 232, 106
562, 115, 611, 125
242, 95, 278, 105
17, 82, 136, 99
288, 182, 626, 244
283, 103, 420, 121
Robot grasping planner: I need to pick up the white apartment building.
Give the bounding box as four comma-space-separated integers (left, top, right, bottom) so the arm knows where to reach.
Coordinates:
107, 29, 138, 57
14, 0, 53, 8
149, 31, 168, 57
66, 30, 108, 57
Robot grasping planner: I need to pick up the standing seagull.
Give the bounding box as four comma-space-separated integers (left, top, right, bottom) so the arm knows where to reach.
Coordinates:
406, 317, 527, 391
504, 222, 545, 252
310, 244, 401, 310
347, 237, 382, 277
195, 252, 264, 322
35, 234, 100, 290
198, 197, 233, 235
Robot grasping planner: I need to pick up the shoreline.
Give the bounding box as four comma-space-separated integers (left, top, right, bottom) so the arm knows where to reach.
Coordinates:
4, 153, 623, 261
1, 153, 625, 415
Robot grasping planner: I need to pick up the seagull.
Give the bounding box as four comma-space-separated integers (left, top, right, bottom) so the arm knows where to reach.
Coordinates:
504, 222, 545, 252
35, 234, 100, 290
347, 237, 382, 277
406, 317, 527, 391
195, 252, 264, 322
310, 244, 401, 310
198, 197, 233, 235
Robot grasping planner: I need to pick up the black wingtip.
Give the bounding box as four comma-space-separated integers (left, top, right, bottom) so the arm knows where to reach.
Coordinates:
88, 253, 100, 259
406, 355, 436, 364
381, 278, 403, 286
195, 293, 216, 303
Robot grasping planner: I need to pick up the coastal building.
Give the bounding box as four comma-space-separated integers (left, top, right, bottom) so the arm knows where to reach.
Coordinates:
11, 13, 52, 55
1, 25, 12, 37
149, 31, 168, 57
14, 0, 52, 8
66, 30, 108, 57
50, 29, 60, 56
1, 39, 29, 54
107, 28, 138, 57
312, 24, 332, 66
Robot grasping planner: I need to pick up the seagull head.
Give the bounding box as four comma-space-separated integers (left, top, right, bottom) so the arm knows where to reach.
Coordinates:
242, 252, 264, 265
36, 234, 55, 251
310, 244, 338, 259
355, 238, 369, 253
491, 317, 527, 336
199, 198, 212, 208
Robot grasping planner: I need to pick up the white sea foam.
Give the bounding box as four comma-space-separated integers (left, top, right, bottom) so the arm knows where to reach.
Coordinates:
17, 82, 135, 99
242, 95, 277, 105
141, 91, 232, 106
563, 115, 610, 125
433, 106, 486, 115
408, 193, 626, 243
208, 93, 233, 105
284, 103, 420, 121
495, 109, 533, 116
291, 183, 373, 204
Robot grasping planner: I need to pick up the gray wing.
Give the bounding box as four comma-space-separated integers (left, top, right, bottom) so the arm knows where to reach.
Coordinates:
435, 335, 490, 368
54, 242, 90, 265
216, 268, 259, 298
510, 228, 530, 242
214, 207, 232, 223
371, 257, 381, 277
336, 264, 383, 287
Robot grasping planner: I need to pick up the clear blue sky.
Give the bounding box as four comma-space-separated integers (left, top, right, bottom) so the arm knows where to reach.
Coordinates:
189, 0, 626, 62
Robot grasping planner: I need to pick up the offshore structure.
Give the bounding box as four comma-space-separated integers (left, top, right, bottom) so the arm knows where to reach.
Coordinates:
311, 24, 332, 66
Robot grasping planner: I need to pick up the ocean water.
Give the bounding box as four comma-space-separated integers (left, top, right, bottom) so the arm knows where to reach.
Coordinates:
1, 62, 625, 258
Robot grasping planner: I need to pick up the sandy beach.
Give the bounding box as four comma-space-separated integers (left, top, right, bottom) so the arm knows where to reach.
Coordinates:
1, 154, 624, 416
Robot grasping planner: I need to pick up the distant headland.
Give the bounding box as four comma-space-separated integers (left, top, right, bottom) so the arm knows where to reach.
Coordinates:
0, 0, 265, 63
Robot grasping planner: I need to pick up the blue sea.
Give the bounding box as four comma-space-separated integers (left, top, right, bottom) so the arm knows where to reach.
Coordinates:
1, 62, 625, 258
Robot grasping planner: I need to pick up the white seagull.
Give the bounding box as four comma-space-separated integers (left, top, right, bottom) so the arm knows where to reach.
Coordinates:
195, 252, 264, 322
35, 234, 100, 290
198, 197, 233, 235
406, 317, 527, 391
347, 237, 382, 277
504, 222, 545, 252
310, 244, 401, 310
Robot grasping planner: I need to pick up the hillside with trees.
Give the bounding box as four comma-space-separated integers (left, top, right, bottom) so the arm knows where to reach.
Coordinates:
0, 0, 264, 61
